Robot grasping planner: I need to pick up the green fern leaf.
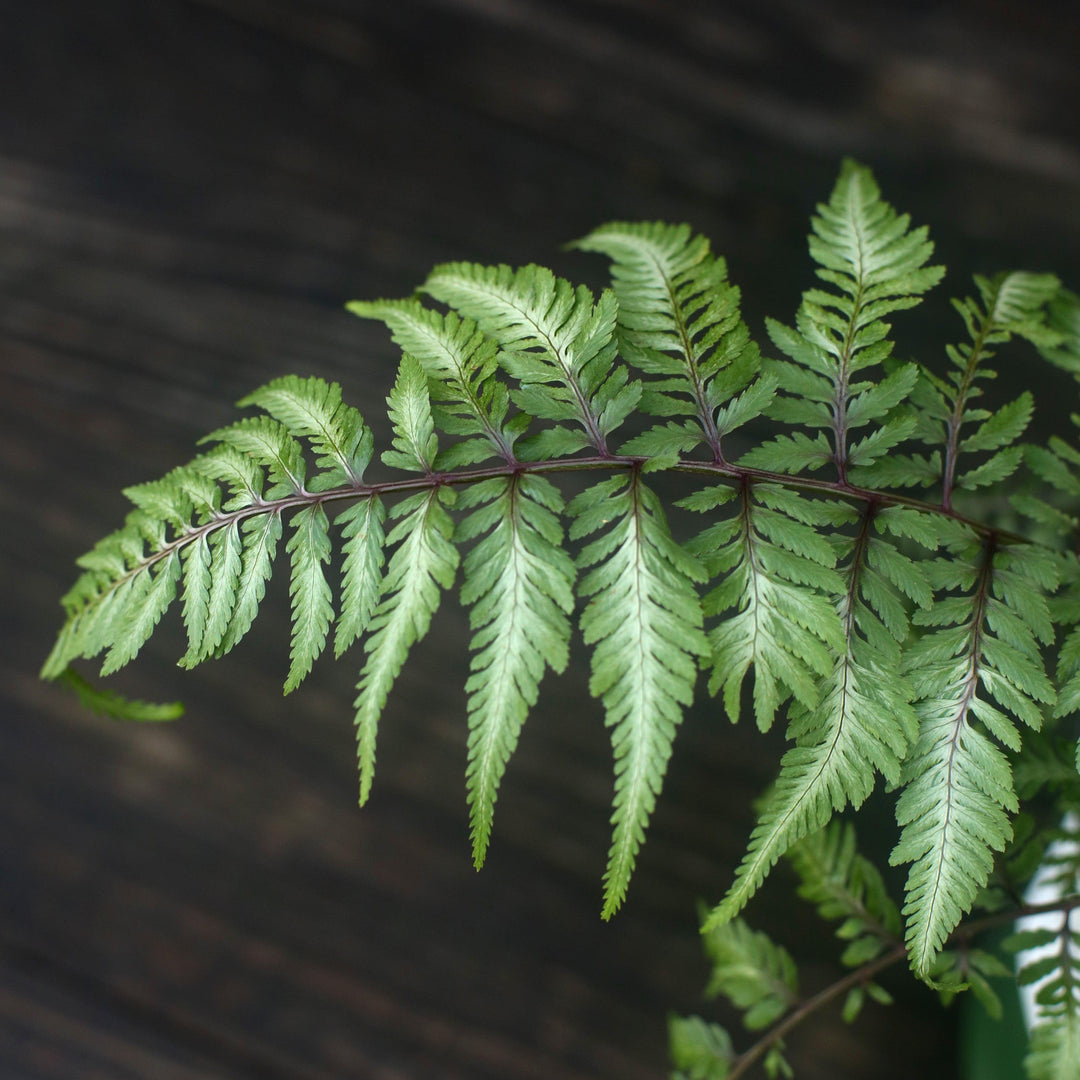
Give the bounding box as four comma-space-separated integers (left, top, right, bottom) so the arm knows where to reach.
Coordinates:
348, 299, 517, 461
283, 504, 334, 693
353, 490, 459, 804
761, 159, 943, 482
41, 167, 1080, 1049
668, 1014, 735, 1080
569, 471, 708, 917
180, 521, 243, 667
738, 431, 833, 474
572, 220, 764, 461
100, 553, 182, 676
422, 262, 638, 451
686, 483, 844, 733
931, 271, 1060, 506
1001, 814, 1080, 1080
892, 536, 1057, 975
1040, 288, 1080, 374
202, 415, 307, 496
238, 375, 372, 489
619, 420, 703, 471
334, 497, 386, 658
513, 425, 592, 462
1026, 1017, 1080, 1080
707, 501, 921, 928
178, 534, 212, 663
960, 392, 1034, 454
192, 445, 265, 510
701, 916, 799, 1031
787, 821, 902, 966
956, 445, 1024, 490
216, 511, 282, 656
458, 474, 576, 866
383, 353, 439, 473
124, 467, 219, 528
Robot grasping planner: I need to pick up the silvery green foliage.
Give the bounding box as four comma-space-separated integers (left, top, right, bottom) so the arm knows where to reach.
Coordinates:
45, 162, 1080, 1075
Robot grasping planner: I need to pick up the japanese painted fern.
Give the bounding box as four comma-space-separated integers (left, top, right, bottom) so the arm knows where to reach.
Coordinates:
44, 161, 1080, 1076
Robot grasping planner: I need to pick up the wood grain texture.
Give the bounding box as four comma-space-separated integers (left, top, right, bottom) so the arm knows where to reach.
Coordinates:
2, 1, 1079, 1076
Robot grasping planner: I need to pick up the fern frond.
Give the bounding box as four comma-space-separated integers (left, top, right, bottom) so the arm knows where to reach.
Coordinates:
348, 299, 519, 463
1005, 814, 1080, 1080
178, 533, 212, 664
1026, 1017, 1080, 1080
422, 262, 639, 453
457, 474, 576, 866
283, 504, 334, 693
179, 521, 243, 667
45, 375, 374, 716
353, 489, 459, 804
708, 502, 923, 927
569, 470, 708, 916
216, 511, 282, 656
668, 1014, 735, 1080
685, 483, 844, 734
572, 221, 769, 464
749, 159, 943, 484
1040, 288, 1080, 376
100, 554, 183, 677
926, 270, 1062, 508
892, 531, 1057, 975
334, 497, 386, 659
238, 375, 371, 489
383, 353, 439, 473
42, 162, 1080, 1037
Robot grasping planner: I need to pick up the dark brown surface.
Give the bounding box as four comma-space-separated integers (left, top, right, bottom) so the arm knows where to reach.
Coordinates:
3, 2, 1080, 1077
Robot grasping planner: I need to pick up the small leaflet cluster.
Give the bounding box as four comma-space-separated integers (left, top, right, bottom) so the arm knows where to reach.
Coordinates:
44, 161, 1080, 1076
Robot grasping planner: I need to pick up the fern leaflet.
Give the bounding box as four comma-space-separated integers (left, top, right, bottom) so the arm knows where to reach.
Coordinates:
353, 488, 459, 804
572, 221, 770, 466
458, 474, 576, 866
569, 470, 708, 917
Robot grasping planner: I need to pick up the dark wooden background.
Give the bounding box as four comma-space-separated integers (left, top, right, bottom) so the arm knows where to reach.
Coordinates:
3, 2, 1080, 1077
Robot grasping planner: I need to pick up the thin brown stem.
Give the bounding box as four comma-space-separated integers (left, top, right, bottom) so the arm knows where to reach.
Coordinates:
725, 892, 1080, 1079
728, 945, 907, 1080
65, 450, 1029, 628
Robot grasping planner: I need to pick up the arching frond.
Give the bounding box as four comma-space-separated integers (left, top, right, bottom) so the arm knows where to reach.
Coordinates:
42, 163, 1080, 1070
